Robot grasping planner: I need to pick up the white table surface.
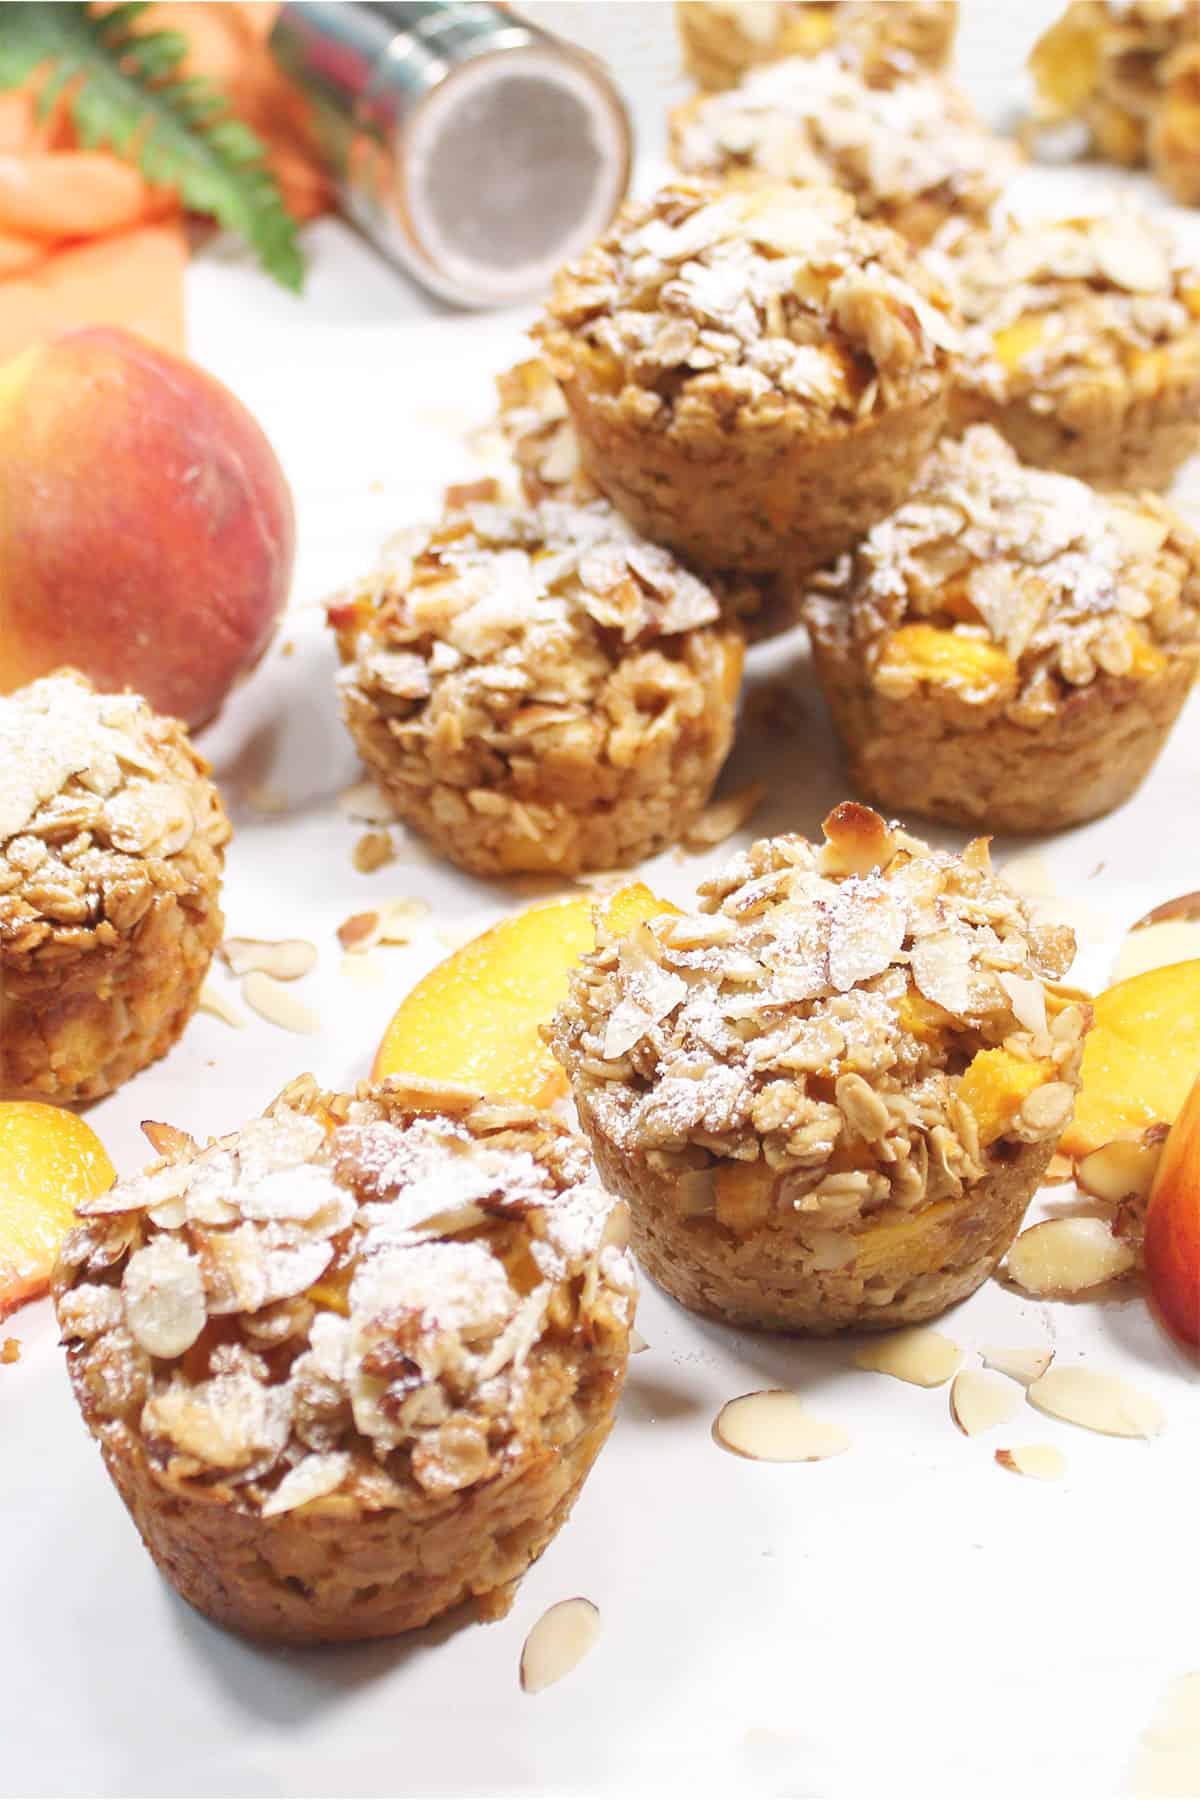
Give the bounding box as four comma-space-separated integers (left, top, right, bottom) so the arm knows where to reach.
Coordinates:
3, 5, 1200, 1797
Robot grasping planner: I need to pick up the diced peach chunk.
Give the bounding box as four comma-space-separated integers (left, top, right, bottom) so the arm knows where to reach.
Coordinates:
956, 1048, 1055, 1147
875, 624, 1018, 704
0, 1102, 115, 1318
992, 315, 1047, 374
373, 884, 676, 1108
1059, 960, 1200, 1159
714, 1161, 775, 1235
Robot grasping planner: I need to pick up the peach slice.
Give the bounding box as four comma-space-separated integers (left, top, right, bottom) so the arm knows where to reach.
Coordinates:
1058, 960, 1200, 1159
0, 1102, 115, 1319
1144, 1071, 1200, 1347
373, 884, 676, 1108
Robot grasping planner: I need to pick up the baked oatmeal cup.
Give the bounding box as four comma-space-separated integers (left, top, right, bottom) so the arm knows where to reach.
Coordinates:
675, 2, 958, 92
54, 1075, 636, 1644
0, 672, 229, 1103
548, 803, 1086, 1334
939, 208, 1200, 489
329, 494, 748, 876
669, 52, 1011, 249
535, 181, 959, 577
802, 428, 1200, 835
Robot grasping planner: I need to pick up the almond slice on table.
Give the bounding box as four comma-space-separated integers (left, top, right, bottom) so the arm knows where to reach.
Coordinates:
520, 1598, 601, 1694
1075, 1133, 1166, 1207
1114, 919, 1200, 984
713, 1391, 851, 1462
981, 1346, 1054, 1386
629, 1327, 649, 1354
352, 829, 395, 873
221, 937, 317, 981
995, 1445, 1067, 1481
853, 1327, 963, 1387
140, 1121, 198, 1159
1005, 1217, 1137, 1296
338, 779, 393, 824
950, 1369, 1023, 1437
242, 971, 320, 1036
196, 981, 246, 1030
1027, 1367, 1166, 1439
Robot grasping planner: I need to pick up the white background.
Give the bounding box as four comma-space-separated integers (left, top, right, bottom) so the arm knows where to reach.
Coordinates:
2, 5, 1199, 1796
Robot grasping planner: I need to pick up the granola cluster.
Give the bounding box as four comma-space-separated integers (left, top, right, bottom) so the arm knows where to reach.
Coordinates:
675, 1, 959, 91
328, 495, 747, 874
669, 55, 1012, 246
936, 209, 1200, 422
549, 806, 1085, 1232
495, 358, 597, 506
536, 181, 960, 431
805, 427, 1200, 719
55, 1078, 636, 1513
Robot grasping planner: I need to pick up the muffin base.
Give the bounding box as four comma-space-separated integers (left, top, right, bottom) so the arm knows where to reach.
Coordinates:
947, 381, 1200, 491
556, 375, 948, 577
582, 1125, 1057, 1334
91, 1377, 621, 1645
808, 630, 1196, 835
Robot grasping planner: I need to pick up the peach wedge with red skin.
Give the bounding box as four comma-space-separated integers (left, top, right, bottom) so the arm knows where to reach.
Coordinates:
1145, 1069, 1200, 1348
0, 1102, 115, 1319
0, 327, 294, 727
373, 884, 677, 1108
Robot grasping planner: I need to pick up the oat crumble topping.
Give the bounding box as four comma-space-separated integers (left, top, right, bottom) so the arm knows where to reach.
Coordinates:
549, 806, 1085, 1230
56, 1078, 636, 1511
805, 427, 1200, 716
536, 180, 959, 428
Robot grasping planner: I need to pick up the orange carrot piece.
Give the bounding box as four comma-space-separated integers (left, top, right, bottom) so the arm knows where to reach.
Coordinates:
0, 222, 187, 362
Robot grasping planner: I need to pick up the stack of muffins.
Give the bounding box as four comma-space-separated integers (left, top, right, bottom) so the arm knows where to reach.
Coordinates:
37, 0, 1200, 1653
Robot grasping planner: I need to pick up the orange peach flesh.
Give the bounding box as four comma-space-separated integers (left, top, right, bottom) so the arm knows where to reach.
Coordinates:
0, 1102, 115, 1319
1145, 1071, 1200, 1347
1059, 960, 1200, 1158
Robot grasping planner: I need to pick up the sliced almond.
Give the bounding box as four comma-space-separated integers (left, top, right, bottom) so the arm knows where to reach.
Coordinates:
981, 1346, 1054, 1386
519, 1598, 601, 1695
1075, 1135, 1164, 1208
338, 780, 393, 825
1113, 919, 1200, 984
1134, 891, 1200, 929
629, 1327, 649, 1354
712, 1390, 851, 1462
337, 909, 381, 952
140, 1121, 198, 1160
950, 1369, 1023, 1437
995, 1444, 1067, 1481
1027, 1366, 1166, 1439
242, 971, 320, 1036
377, 897, 430, 943
351, 829, 395, 874
196, 981, 246, 1030
683, 782, 767, 851
221, 937, 317, 981
1005, 1217, 1137, 1296
1, 1337, 21, 1365
853, 1327, 962, 1388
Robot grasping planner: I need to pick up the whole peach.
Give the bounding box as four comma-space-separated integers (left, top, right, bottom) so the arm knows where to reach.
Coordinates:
0, 327, 294, 727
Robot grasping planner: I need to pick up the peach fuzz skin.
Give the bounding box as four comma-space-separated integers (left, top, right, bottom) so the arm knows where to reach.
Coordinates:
0, 327, 294, 728
1145, 1070, 1200, 1349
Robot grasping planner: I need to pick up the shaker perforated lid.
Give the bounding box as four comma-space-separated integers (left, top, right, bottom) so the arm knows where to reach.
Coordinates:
271, 1, 632, 308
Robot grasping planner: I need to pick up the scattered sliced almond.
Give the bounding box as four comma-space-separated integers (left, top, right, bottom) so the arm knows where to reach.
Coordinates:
853, 1327, 963, 1388
221, 937, 317, 981
244, 780, 289, 816
337, 897, 429, 953
1027, 1366, 1166, 1439
713, 1391, 851, 1462
950, 1369, 1023, 1437
1000, 852, 1057, 898
519, 1598, 601, 1695
995, 1444, 1067, 1481
338, 780, 393, 825
1, 1338, 20, 1366
242, 971, 320, 1036
683, 782, 768, 851
352, 829, 395, 874
981, 1346, 1054, 1386
1113, 919, 1200, 984
1005, 1216, 1137, 1297
1075, 1134, 1164, 1207
1126, 1673, 1200, 1797
341, 948, 386, 989
196, 981, 246, 1030
629, 1327, 649, 1354
140, 1121, 198, 1160
1134, 891, 1200, 929
337, 909, 381, 952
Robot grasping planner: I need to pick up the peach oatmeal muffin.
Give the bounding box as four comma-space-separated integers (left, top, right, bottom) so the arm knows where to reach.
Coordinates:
669, 53, 1012, 249
0, 672, 229, 1103
54, 1075, 636, 1644
802, 428, 1200, 835
675, 2, 958, 93
328, 493, 748, 876
535, 180, 959, 577
548, 803, 1087, 1334
938, 207, 1200, 489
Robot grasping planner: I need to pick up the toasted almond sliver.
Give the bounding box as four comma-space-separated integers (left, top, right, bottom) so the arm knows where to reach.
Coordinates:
995, 1444, 1067, 1481
196, 981, 246, 1030
337, 909, 380, 952
1134, 891, 1200, 930
713, 1390, 851, 1462
520, 1598, 601, 1695
140, 1121, 198, 1160
1114, 919, 1200, 984
950, 1369, 1023, 1437
682, 782, 768, 851
1075, 1135, 1165, 1207
221, 937, 317, 981
351, 829, 395, 874
1027, 1366, 1166, 1439
1005, 1217, 1137, 1297
853, 1327, 962, 1388
242, 971, 320, 1036
338, 780, 393, 825
981, 1346, 1054, 1386
629, 1327, 649, 1354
